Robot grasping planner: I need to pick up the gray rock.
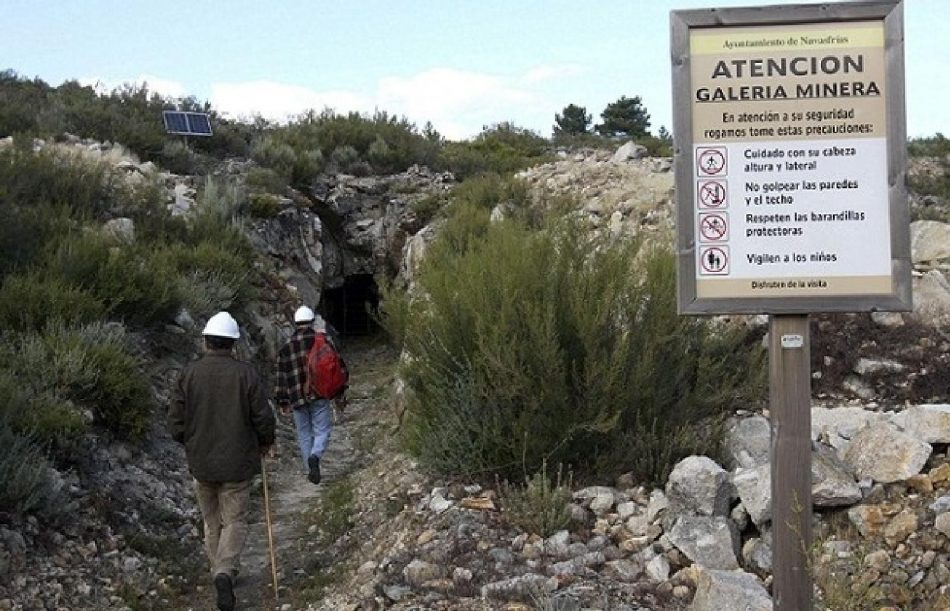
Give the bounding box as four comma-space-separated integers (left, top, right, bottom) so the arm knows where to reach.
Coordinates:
645, 555, 671, 581
546, 551, 605, 576
935, 512, 950, 537
666, 456, 733, 517
811, 444, 862, 507
691, 568, 772, 611
899, 404, 950, 443
930, 496, 950, 514
726, 416, 771, 469
913, 270, 950, 326
853, 357, 905, 376
403, 559, 441, 587
481, 573, 557, 602
544, 530, 571, 559
910, 220, 950, 263
843, 422, 932, 483
842, 376, 876, 401
646, 489, 669, 523
384, 584, 411, 601
611, 141, 648, 163
741, 537, 772, 574
604, 559, 643, 582
668, 516, 739, 570
589, 490, 616, 516
733, 465, 771, 526
870, 311, 905, 327
812, 407, 885, 447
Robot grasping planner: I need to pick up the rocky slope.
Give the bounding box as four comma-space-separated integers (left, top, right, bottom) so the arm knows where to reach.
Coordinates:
1, 139, 949, 610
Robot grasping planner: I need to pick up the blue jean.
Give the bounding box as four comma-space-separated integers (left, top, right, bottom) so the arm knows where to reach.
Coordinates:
292, 399, 333, 473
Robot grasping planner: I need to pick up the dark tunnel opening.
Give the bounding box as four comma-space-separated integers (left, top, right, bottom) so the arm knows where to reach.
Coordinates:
320, 274, 380, 336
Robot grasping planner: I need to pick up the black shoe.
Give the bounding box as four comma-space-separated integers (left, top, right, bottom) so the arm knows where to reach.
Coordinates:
214, 572, 235, 611
307, 454, 321, 484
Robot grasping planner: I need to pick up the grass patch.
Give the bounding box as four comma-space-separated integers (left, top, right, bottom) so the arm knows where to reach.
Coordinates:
498, 461, 573, 537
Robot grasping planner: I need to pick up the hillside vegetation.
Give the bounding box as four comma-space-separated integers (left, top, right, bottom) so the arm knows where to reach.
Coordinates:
2, 70, 947, 519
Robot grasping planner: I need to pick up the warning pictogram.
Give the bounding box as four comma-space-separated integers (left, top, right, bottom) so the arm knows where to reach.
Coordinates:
699, 212, 729, 242
699, 246, 730, 275
697, 180, 728, 209
696, 147, 728, 176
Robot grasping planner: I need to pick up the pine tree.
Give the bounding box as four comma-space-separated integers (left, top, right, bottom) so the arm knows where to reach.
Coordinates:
595, 96, 651, 139
553, 104, 592, 136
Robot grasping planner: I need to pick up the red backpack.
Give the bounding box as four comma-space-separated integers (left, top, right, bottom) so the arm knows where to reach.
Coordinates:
305, 332, 349, 399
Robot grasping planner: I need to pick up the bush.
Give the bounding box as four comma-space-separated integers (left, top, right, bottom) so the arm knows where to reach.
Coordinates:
0, 421, 59, 517
0, 322, 153, 439
395, 216, 765, 483
0, 272, 105, 331
437, 122, 551, 180
247, 193, 282, 218
47, 232, 181, 327
497, 461, 573, 537
245, 167, 288, 194
160, 240, 254, 313
0, 370, 88, 449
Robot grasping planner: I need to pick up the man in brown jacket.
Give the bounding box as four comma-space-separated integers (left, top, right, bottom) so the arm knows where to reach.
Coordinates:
168, 311, 275, 611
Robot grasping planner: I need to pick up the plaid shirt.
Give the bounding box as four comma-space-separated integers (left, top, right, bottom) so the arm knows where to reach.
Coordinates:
273, 327, 317, 409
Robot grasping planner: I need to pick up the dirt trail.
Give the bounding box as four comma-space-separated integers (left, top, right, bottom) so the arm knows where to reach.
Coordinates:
226, 338, 385, 611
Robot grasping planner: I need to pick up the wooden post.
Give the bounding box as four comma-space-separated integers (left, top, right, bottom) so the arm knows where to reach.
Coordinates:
769, 314, 813, 611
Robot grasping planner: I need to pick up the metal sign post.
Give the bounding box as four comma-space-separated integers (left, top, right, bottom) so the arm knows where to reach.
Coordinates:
670, 2, 909, 608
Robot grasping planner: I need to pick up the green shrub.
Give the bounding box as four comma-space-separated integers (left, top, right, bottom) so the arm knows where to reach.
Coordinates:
160, 240, 254, 311
409, 194, 446, 226
0, 272, 105, 331
498, 461, 573, 537
47, 232, 181, 327
1, 322, 153, 439
247, 193, 282, 218
908, 133, 950, 158
160, 140, 196, 175
0, 370, 88, 448
437, 122, 550, 179
245, 167, 288, 194
0, 421, 59, 516
395, 216, 765, 483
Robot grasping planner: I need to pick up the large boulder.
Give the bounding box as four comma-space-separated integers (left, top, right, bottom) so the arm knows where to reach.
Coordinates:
895, 404, 950, 444
733, 465, 771, 527
913, 270, 950, 326
843, 422, 932, 483
811, 444, 862, 507
690, 568, 772, 611
910, 220, 950, 263
725, 416, 770, 469
668, 516, 740, 570
666, 456, 733, 518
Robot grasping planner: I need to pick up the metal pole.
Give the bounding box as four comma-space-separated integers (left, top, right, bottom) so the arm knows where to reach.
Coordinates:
769, 314, 813, 611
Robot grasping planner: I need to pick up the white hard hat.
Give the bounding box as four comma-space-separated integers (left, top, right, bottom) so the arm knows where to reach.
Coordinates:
294, 306, 315, 323
202, 311, 241, 339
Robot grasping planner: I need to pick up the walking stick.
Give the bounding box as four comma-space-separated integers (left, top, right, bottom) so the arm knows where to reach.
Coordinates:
261, 456, 279, 601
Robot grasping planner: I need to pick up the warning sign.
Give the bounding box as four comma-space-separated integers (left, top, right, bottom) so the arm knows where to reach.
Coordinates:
696, 147, 727, 176
699, 246, 730, 275
697, 180, 728, 209
699, 212, 729, 242
672, 1, 911, 313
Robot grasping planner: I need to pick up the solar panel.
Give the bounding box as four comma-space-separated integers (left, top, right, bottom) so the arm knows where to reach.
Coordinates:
162, 110, 213, 137
185, 113, 212, 135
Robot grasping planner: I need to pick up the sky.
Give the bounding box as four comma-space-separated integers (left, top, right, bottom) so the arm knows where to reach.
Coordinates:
1, 0, 945, 141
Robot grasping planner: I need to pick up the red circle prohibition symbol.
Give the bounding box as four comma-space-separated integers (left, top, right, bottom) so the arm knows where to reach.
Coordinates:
698, 181, 726, 208
698, 149, 726, 175
700, 214, 727, 241
700, 246, 728, 273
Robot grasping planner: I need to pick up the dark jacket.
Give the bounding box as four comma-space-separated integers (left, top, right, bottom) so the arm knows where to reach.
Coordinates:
169, 350, 275, 482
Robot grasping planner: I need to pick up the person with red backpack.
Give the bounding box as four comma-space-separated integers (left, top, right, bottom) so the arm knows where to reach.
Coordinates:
273, 306, 348, 484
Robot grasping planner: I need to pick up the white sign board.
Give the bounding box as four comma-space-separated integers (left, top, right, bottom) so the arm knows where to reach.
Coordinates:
672, 2, 911, 314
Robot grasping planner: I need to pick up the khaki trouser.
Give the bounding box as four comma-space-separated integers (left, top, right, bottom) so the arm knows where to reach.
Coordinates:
194, 479, 252, 578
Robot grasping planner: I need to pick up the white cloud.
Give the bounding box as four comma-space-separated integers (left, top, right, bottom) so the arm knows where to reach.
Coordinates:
521, 63, 585, 84
210, 80, 373, 122
205, 66, 578, 139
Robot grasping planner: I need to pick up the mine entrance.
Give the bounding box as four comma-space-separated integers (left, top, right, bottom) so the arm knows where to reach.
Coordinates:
321, 274, 380, 336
